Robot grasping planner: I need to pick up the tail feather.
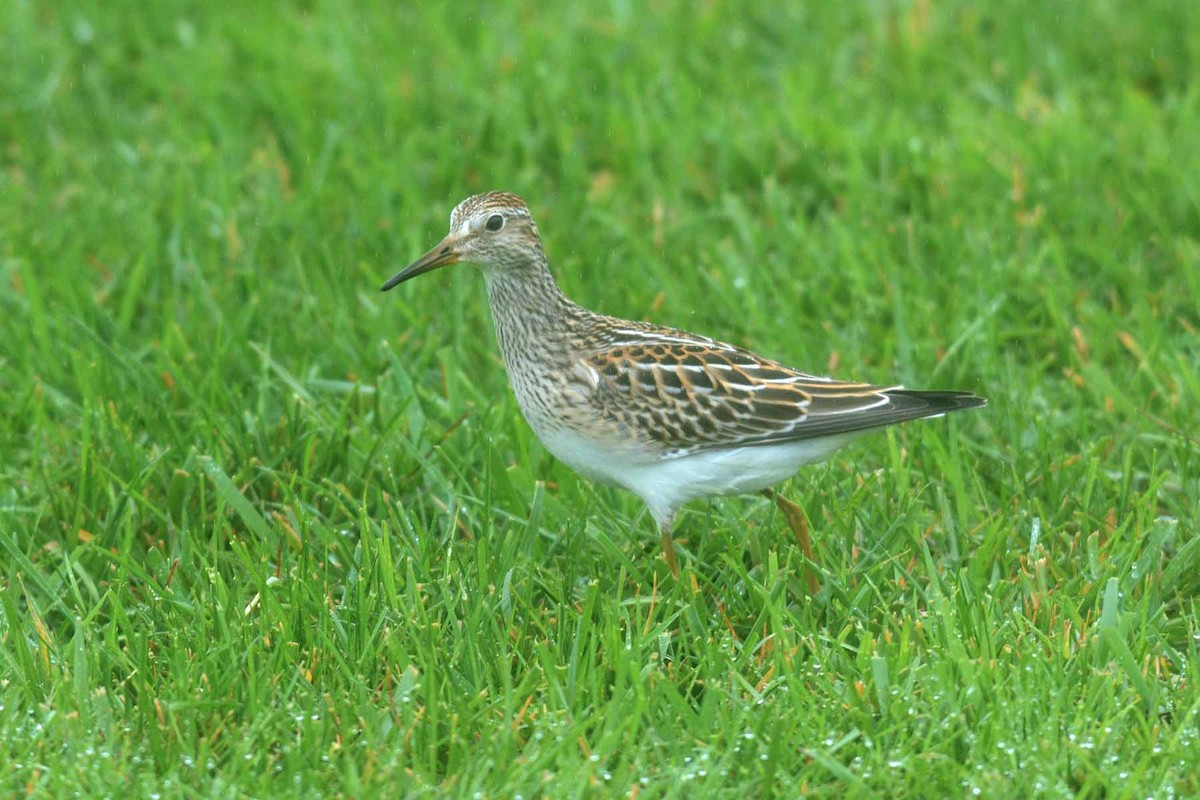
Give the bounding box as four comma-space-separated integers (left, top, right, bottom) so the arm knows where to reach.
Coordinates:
760, 389, 987, 443
886, 389, 988, 417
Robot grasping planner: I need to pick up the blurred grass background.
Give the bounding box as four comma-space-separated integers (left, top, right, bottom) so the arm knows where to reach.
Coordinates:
1, 0, 1198, 796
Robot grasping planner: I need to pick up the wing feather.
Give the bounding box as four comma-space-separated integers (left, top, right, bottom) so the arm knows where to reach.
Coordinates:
578, 324, 929, 455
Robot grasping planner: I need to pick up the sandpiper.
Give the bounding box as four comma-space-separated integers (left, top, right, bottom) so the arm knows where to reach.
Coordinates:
382, 192, 985, 583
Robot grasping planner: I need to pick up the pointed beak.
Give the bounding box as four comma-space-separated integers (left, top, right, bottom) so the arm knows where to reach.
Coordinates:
380, 235, 461, 291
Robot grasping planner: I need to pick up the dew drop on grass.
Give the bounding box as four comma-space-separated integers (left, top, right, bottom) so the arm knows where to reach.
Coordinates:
72, 18, 95, 44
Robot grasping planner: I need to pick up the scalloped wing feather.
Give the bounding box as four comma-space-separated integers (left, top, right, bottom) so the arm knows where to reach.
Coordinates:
577, 324, 912, 456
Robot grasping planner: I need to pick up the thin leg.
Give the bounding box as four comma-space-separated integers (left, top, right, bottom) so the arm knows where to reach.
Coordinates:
761, 488, 820, 593
660, 524, 680, 578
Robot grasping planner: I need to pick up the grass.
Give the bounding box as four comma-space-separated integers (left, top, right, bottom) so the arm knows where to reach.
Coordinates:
1, 0, 1198, 796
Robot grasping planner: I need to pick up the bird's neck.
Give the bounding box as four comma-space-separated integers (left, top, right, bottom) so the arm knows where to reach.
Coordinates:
482, 254, 580, 364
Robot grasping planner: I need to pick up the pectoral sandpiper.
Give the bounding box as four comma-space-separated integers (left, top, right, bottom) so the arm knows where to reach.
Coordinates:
382, 192, 985, 584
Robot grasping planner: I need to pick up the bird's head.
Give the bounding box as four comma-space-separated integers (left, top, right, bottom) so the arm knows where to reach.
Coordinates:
381, 192, 544, 290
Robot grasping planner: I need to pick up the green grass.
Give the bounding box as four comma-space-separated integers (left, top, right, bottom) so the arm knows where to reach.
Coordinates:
2, 0, 1199, 796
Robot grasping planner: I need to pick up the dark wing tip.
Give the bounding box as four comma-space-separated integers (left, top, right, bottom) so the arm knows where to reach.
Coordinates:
752, 386, 986, 445
885, 390, 988, 415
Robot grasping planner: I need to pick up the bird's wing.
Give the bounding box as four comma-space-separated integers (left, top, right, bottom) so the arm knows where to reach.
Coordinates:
577, 323, 915, 456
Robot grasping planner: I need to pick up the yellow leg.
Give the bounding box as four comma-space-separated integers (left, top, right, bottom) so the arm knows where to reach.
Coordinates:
761, 489, 820, 594
660, 524, 680, 578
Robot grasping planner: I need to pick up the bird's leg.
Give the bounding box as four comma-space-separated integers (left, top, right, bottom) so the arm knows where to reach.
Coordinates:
660, 523, 680, 578
761, 488, 820, 593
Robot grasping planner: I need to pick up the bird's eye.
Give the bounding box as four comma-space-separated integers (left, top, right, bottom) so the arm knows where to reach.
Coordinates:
485, 214, 505, 232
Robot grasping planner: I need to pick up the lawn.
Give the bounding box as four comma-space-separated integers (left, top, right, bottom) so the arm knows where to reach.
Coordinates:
2, 0, 1198, 797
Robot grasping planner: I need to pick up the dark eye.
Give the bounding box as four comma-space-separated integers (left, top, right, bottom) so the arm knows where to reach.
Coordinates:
485, 214, 505, 232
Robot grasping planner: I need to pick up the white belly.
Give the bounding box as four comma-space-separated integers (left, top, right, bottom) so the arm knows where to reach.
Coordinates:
537, 428, 860, 526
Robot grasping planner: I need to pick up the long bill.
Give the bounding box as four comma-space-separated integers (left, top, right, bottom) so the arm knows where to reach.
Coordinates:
380, 235, 460, 291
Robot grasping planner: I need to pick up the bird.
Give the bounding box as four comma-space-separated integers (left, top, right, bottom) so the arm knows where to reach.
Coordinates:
381, 191, 986, 585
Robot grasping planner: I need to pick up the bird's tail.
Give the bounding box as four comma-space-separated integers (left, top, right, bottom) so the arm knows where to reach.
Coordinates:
783, 389, 987, 441
884, 389, 988, 418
